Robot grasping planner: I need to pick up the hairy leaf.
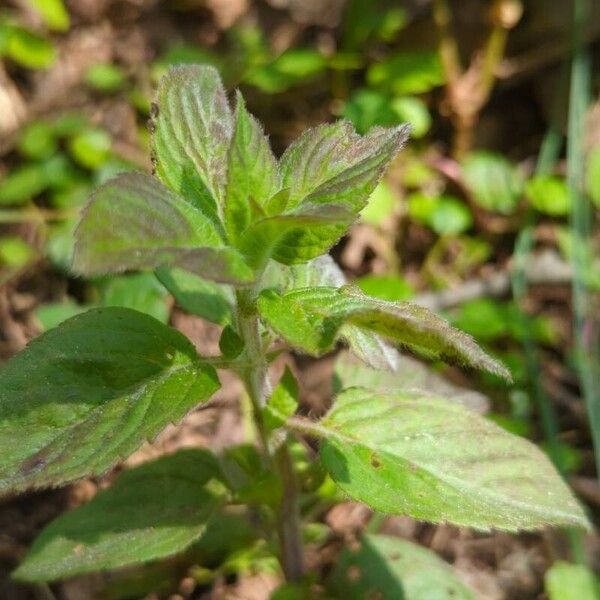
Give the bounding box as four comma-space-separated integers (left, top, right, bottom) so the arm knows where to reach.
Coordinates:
14, 449, 227, 581
257, 286, 510, 380
73, 172, 253, 285
238, 204, 353, 267
155, 266, 234, 325
279, 121, 410, 212
0, 308, 219, 494
151, 65, 233, 219
264, 256, 398, 370
329, 534, 474, 599
318, 388, 589, 531
224, 92, 280, 239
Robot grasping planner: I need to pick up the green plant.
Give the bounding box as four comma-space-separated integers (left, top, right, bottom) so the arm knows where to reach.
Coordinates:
1, 65, 590, 596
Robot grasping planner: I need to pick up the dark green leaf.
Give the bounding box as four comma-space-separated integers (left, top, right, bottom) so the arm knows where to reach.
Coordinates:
0, 307, 219, 494
329, 534, 474, 599
151, 65, 233, 220
155, 266, 234, 325
219, 325, 244, 359
257, 286, 511, 380
73, 172, 254, 285
224, 92, 280, 239
13, 449, 226, 581
318, 388, 589, 530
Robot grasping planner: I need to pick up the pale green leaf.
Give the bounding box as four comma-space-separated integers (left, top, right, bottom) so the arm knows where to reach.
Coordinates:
545, 561, 600, 600
318, 388, 589, 530
0, 307, 219, 494
13, 449, 226, 581
279, 121, 409, 212
257, 286, 510, 380
525, 175, 570, 216
224, 91, 280, 239
155, 266, 234, 325
462, 152, 524, 215
151, 65, 233, 219
73, 172, 254, 285
329, 534, 474, 599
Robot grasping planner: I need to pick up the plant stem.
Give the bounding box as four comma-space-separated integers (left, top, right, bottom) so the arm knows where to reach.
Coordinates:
235, 289, 305, 582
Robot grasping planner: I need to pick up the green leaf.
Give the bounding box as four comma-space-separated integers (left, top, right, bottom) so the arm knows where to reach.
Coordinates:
18, 120, 58, 159
317, 388, 589, 530
329, 534, 474, 599
219, 325, 244, 359
0, 163, 48, 205
98, 272, 169, 323
356, 274, 413, 301
5, 26, 56, 68
367, 51, 444, 95
545, 561, 600, 600
279, 121, 409, 212
360, 181, 397, 225
73, 172, 254, 285
585, 146, 600, 208
462, 152, 524, 214
390, 96, 431, 138
26, 0, 70, 31
237, 203, 354, 267
155, 266, 234, 325
264, 256, 399, 371
264, 366, 299, 430
408, 193, 473, 235
0, 236, 36, 268
85, 63, 126, 93
525, 175, 570, 216
257, 286, 511, 380
224, 92, 280, 239
0, 307, 219, 494
151, 65, 233, 220
13, 449, 226, 582
68, 128, 112, 169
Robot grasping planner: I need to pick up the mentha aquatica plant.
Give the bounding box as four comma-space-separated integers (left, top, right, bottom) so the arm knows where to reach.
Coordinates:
0, 65, 589, 596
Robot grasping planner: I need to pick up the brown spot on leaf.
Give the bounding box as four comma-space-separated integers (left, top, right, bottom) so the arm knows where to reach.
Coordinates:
370, 454, 382, 469
346, 565, 362, 583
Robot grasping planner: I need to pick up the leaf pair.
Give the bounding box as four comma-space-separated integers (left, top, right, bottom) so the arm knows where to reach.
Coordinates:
73, 65, 410, 285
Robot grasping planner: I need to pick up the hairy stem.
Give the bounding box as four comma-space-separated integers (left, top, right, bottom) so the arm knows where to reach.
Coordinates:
235, 289, 305, 581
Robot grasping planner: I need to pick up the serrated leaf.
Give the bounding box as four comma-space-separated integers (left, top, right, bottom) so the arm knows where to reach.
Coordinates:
224, 92, 280, 239
264, 366, 299, 430
317, 388, 589, 530
329, 534, 474, 599
257, 286, 510, 380
151, 65, 233, 220
264, 256, 399, 371
0, 307, 219, 494
13, 449, 226, 582
279, 121, 410, 212
155, 266, 234, 325
73, 172, 254, 285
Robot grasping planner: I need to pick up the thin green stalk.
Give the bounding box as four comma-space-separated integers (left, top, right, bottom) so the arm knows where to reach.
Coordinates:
235, 288, 305, 582
567, 0, 600, 477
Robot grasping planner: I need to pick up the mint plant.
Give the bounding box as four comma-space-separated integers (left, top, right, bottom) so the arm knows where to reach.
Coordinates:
1, 65, 589, 596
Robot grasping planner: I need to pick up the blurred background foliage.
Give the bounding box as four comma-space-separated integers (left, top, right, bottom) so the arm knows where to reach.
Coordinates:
0, 0, 599, 598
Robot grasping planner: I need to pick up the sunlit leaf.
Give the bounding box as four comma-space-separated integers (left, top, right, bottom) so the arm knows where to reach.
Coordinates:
0, 307, 219, 494
317, 388, 589, 530
525, 175, 570, 216
545, 561, 600, 600
14, 449, 226, 581
224, 92, 280, 239
329, 534, 474, 599
151, 65, 233, 220
73, 172, 254, 285
258, 286, 510, 379
26, 0, 70, 31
